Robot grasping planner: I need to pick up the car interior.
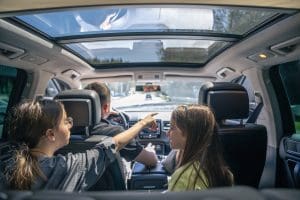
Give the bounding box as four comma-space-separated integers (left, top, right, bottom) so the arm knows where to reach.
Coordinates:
0, 0, 300, 199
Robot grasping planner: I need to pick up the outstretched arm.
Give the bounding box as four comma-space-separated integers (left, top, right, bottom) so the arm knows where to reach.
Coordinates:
135, 143, 158, 167
113, 113, 157, 151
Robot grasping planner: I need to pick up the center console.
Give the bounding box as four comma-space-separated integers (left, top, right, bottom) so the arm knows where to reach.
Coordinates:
129, 161, 168, 190
127, 118, 170, 190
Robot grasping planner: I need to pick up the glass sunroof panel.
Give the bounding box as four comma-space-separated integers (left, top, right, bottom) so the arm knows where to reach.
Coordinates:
16, 5, 279, 37
66, 39, 230, 65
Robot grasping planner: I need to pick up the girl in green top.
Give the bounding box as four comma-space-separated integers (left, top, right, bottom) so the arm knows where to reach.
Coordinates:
167, 105, 234, 191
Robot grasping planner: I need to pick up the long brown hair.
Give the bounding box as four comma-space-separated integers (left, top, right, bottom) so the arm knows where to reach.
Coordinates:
171, 104, 233, 188
5, 100, 64, 190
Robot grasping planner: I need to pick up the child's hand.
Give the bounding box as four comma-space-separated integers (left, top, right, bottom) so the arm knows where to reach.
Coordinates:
145, 142, 156, 153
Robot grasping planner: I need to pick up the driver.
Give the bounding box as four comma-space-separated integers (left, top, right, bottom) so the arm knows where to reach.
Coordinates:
85, 82, 158, 167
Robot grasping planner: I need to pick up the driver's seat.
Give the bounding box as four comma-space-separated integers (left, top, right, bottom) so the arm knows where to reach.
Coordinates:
54, 89, 126, 191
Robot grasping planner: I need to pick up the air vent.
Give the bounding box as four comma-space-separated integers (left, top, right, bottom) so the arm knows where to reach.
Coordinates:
271, 37, 300, 55
162, 121, 170, 132
0, 42, 25, 59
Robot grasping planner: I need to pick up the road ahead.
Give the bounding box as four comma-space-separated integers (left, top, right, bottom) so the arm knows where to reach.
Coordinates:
111, 92, 166, 108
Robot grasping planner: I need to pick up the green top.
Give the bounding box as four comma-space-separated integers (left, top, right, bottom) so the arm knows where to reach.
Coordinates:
168, 162, 208, 191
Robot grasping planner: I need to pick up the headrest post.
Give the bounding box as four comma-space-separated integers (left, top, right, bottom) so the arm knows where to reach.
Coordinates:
85, 127, 89, 136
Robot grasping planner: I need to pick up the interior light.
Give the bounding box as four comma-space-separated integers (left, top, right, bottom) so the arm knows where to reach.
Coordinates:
259, 53, 267, 59
248, 51, 275, 62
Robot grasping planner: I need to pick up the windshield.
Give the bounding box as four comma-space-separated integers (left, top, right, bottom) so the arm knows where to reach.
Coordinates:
107, 81, 202, 112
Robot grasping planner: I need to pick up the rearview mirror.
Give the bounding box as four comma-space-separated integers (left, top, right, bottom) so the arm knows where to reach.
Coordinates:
136, 84, 161, 92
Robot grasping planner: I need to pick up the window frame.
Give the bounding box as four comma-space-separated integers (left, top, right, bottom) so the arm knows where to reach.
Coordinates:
0, 66, 27, 140
269, 63, 296, 136
276, 60, 300, 135
44, 78, 71, 98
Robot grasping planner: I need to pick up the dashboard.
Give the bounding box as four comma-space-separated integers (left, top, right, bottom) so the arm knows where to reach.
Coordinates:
125, 112, 171, 155
129, 119, 162, 139
110, 110, 171, 156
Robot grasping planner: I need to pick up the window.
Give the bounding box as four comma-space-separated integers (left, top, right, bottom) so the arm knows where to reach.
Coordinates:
44, 79, 70, 98
279, 60, 300, 134
107, 81, 203, 112
14, 5, 294, 68
45, 79, 59, 98
0, 65, 18, 138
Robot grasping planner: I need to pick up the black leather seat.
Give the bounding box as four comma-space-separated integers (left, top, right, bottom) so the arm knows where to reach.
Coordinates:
198, 82, 267, 187
55, 89, 101, 138
55, 89, 126, 191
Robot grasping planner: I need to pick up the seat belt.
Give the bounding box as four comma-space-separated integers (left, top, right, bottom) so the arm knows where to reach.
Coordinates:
247, 92, 263, 123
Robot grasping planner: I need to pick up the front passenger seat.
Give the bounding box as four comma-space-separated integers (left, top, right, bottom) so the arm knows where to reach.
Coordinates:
198, 82, 267, 188
55, 89, 126, 191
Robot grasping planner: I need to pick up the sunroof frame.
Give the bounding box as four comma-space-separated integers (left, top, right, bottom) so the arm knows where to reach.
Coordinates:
8, 5, 297, 68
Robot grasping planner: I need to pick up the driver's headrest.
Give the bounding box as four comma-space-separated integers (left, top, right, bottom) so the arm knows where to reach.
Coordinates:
55, 89, 101, 135
198, 82, 249, 121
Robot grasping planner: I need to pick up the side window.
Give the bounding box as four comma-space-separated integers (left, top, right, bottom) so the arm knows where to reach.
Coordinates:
44, 78, 71, 98
279, 60, 300, 134
0, 65, 18, 138
56, 79, 71, 91
45, 79, 59, 98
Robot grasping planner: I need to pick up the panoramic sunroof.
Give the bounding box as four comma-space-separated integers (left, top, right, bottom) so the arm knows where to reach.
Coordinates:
14, 5, 290, 67
67, 39, 230, 65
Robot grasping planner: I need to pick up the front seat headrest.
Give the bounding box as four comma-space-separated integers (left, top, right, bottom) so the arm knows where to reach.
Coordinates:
198, 82, 249, 121
54, 89, 101, 134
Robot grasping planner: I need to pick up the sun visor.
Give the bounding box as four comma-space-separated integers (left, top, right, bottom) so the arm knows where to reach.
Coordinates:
164, 74, 216, 82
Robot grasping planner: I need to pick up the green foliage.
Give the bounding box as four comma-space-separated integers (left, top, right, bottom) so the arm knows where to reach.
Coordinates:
89, 57, 125, 64
295, 121, 300, 133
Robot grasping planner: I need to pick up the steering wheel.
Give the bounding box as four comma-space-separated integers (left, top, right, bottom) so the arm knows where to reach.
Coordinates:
106, 108, 129, 129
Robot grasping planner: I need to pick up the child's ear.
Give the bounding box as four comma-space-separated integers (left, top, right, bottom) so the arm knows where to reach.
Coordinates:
45, 129, 55, 142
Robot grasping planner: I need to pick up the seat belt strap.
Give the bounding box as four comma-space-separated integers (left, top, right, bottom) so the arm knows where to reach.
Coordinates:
247, 92, 263, 123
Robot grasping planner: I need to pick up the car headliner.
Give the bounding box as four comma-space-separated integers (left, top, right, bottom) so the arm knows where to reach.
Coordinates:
0, 0, 300, 14
0, 0, 299, 86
